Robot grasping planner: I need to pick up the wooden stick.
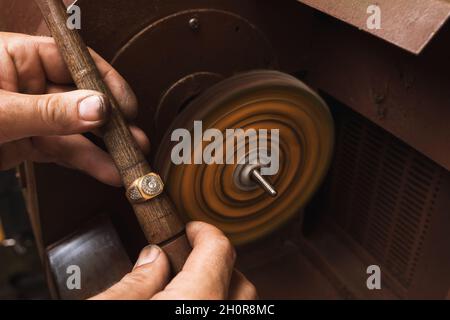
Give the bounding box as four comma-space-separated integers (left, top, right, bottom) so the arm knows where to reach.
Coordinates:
35, 0, 191, 273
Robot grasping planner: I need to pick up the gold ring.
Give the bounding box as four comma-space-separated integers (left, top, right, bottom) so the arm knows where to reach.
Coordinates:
126, 172, 164, 203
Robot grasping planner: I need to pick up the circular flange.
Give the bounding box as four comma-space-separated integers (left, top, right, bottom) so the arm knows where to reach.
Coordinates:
111, 9, 277, 144
154, 72, 225, 139
155, 70, 334, 245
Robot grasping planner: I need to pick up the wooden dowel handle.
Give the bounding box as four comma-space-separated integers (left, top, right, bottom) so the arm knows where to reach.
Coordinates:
35, 0, 191, 273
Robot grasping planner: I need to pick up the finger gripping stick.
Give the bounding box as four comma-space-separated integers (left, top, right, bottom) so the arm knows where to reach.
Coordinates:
35, 0, 191, 273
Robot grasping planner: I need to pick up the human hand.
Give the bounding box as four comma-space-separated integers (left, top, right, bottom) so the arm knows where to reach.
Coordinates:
0, 32, 149, 186
91, 222, 258, 300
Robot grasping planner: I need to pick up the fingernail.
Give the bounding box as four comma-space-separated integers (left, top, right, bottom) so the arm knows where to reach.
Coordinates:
135, 245, 161, 267
78, 95, 106, 121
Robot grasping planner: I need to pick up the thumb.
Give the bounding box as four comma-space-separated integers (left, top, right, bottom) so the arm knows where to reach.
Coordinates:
90, 245, 171, 300
0, 89, 109, 143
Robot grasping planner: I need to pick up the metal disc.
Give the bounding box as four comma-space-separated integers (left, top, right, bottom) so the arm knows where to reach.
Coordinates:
155, 70, 334, 245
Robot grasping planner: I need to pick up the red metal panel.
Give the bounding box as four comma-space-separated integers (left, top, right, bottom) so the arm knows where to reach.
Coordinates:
298, 0, 450, 54
305, 16, 450, 171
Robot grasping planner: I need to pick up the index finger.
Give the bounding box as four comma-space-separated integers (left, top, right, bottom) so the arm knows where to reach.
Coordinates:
6, 33, 138, 120
38, 37, 138, 120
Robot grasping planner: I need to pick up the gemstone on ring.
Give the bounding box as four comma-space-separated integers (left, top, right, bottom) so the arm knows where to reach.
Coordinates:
141, 174, 163, 196
128, 185, 142, 201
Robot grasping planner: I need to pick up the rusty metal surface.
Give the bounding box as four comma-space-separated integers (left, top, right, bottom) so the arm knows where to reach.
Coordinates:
298, 0, 450, 54
74, 0, 314, 69
0, 0, 43, 33
321, 105, 450, 298
110, 8, 278, 143
2, 1, 449, 170
54, 0, 317, 154
155, 72, 225, 139
0, 0, 73, 34
73, 0, 450, 171
304, 13, 450, 172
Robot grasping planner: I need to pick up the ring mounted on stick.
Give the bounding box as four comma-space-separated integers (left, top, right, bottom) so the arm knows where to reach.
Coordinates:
126, 173, 165, 203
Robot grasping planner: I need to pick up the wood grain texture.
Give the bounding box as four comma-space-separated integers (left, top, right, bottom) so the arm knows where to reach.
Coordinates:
35, 0, 190, 272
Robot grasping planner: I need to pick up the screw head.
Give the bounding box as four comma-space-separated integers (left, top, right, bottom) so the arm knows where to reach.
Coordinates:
189, 17, 200, 30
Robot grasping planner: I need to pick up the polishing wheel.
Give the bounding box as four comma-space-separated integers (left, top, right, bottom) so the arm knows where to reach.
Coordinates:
155, 70, 334, 245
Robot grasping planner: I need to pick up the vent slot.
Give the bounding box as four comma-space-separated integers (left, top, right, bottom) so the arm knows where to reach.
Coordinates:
329, 110, 443, 289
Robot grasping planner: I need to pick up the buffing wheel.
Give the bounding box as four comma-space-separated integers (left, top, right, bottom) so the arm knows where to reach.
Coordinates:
155, 71, 334, 245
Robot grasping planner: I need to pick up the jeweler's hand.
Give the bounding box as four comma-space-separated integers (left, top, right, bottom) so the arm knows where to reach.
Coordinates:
0, 32, 149, 186
91, 221, 258, 300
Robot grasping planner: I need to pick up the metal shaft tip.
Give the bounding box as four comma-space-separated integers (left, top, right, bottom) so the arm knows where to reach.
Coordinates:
251, 170, 278, 197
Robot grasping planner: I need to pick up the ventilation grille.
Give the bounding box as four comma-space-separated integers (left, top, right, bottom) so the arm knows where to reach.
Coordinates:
329, 110, 443, 288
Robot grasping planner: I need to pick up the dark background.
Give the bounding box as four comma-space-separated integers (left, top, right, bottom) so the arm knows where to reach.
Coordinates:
0, 170, 48, 299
